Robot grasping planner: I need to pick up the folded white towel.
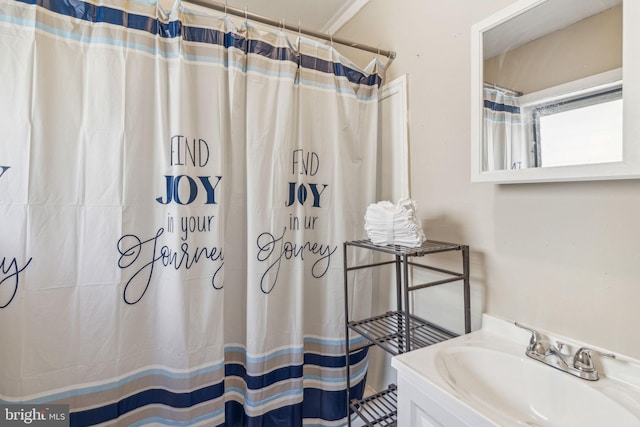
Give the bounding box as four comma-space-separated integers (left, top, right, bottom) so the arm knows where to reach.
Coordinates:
364, 198, 426, 247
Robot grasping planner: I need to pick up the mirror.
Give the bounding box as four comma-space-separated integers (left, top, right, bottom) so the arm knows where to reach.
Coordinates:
471, 0, 640, 183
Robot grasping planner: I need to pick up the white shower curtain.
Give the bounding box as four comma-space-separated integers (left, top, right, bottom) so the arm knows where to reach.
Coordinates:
483, 87, 529, 170
0, 0, 382, 425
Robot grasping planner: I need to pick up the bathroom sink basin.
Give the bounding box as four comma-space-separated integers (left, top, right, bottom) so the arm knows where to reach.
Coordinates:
392, 315, 640, 427
434, 345, 640, 426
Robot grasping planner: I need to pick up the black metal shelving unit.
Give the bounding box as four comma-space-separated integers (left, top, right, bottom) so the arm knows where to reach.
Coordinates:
350, 384, 397, 427
343, 239, 470, 427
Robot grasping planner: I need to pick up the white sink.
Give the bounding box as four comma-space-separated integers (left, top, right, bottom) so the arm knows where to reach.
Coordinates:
392, 315, 640, 427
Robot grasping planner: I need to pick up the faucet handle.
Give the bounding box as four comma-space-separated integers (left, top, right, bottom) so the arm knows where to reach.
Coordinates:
515, 322, 547, 355
573, 347, 616, 373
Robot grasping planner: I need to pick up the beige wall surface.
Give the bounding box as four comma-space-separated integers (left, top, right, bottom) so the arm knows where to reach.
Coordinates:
484, 5, 622, 94
336, 0, 640, 364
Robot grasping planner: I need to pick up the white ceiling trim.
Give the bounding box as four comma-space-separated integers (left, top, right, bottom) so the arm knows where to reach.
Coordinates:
321, 0, 369, 35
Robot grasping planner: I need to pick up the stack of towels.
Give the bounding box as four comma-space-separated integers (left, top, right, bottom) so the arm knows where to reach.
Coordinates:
364, 198, 426, 247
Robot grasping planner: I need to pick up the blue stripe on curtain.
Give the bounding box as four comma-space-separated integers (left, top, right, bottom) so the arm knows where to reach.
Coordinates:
221, 382, 367, 426
484, 99, 520, 114
70, 382, 225, 426
299, 55, 381, 86
303, 381, 367, 422
68, 379, 368, 426
16, 0, 182, 36
225, 364, 303, 390
304, 347, 367, 368
223, 400, 304, 427
13, 0, 382, 87
63, 348, 368, 425
184, 26, 248, 49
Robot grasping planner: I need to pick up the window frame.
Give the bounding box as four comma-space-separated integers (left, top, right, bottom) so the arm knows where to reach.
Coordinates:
519, 69, 623, 168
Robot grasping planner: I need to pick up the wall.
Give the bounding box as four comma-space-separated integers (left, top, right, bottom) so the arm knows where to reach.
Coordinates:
336, 0, 640, 368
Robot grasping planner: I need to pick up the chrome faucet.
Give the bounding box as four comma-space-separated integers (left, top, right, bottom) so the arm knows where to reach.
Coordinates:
514, 323, 544, 353
573, 347, 616, 376
515, 322, 615, 381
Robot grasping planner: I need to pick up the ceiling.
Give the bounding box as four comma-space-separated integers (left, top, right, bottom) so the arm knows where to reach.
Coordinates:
202, 0, 368, 35
483, 0, 621, 59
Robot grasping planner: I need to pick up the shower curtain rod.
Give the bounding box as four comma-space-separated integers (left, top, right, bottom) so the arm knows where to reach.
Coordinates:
484, 82, 523, 96
185, 0, 397, 59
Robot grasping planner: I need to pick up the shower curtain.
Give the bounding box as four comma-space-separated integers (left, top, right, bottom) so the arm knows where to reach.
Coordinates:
0, 0, 382, 425
483, 86, 529, 170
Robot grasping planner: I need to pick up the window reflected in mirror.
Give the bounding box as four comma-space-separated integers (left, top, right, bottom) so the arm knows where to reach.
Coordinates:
482, 1, 622, 171
533, 85, 622, 168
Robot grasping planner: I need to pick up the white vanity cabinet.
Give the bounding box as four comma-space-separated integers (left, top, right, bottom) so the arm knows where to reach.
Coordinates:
392, 350, 495, 427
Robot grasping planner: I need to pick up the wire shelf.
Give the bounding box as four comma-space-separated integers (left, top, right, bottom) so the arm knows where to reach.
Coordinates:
350, 384, 398, 427
346, 239, 464, 257
343, 238, 470, 426
348, 311, 457, 355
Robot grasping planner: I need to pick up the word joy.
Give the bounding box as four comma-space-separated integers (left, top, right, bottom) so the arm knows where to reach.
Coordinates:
284, 182, 328, 207
156, 175, 222, 205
